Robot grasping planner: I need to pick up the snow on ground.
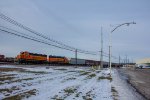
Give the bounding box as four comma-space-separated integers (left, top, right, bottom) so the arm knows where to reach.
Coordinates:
0, 65, 145, 100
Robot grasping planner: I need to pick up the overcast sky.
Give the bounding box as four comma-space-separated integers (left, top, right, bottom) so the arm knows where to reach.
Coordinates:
0, 0, 150, 62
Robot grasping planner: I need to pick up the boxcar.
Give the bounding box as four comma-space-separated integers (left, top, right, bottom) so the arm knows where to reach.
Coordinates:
69, 58, 86, 65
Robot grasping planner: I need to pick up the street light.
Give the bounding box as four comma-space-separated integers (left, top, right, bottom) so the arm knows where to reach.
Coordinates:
109, 22, 136, 74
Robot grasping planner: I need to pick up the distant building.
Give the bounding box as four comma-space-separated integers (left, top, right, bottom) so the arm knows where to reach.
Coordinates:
136, 58, 150, 68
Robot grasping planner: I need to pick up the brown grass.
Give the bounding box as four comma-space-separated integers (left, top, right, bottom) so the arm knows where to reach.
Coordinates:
0, 67, 25, 72
97, 76, 112, 81
111, 86, 118, 100
0, 76, 15, 81
3, 89, 37, 100
87, 74, 96, 79
80, 71, 91, 75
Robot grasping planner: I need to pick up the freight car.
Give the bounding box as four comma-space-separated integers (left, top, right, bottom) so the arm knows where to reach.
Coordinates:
16, 51, 47, 64
69, 58, 101, 66
48, 55, 69, 65
5, 57, 15, 62
85, 60, 100, 66
0, 54, 5, 62
69, 58, 86, 65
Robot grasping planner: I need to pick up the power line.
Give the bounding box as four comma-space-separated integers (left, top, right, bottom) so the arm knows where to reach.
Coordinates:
0, 12, 97, 55
0, 28, 75, 51
0, 26, 98, 55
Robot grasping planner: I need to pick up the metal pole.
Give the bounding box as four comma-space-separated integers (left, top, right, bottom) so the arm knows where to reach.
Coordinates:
99, 51, 101, 69
75, 49, 77, 67
109, 31, 112, 74
100, 27, 103, 69
126, 55, 127, 67
119, 55, 120, 67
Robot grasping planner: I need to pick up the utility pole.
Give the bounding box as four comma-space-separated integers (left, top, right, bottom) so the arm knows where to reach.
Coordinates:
75, 49, 77, 67
109, 30, 112, 74
119, 55, 120, 67
124, 58, 126, 67
126, 55, 127, 67
100, 27, 103, 69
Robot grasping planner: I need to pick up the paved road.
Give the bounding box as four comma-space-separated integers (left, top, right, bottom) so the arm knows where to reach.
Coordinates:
117, 67, 150, 100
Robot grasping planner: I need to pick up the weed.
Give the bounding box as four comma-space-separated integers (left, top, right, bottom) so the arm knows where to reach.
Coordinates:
0, 88, 12, 93
54, 68, 67, 71
97, 76, 112, 81
95, 70, 101, 73
61, 77, 76, 83
87, 74, 96, 78
3, 89, 38, 100
0, 67, 25, 72
67, 70, 77, 72
80, 72, 91, 75
111, 87, 117, 93
66, 77, 76, 80
75, 93, 80, 97
0, 76, 15, 81
82, 90, 95, 100
82, 96, 93, 100
21, 70, 47, 74
12, 78, 33, 83
111, 86, 118, 100
51, 95, 64, 100
64, 87, 77, 95
79, 70, 85, 73
0, 74, 16, 77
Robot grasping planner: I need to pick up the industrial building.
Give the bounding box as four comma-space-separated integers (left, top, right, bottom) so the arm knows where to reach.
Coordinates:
136, 58, 150, 68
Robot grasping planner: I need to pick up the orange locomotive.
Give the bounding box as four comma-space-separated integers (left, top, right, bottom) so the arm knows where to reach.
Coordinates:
16, 51, 69, 64
16, 51, 47, 64
48, 55, 69, 64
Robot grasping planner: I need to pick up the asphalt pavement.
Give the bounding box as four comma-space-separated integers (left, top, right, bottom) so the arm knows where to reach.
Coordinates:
117, 67, 150, 100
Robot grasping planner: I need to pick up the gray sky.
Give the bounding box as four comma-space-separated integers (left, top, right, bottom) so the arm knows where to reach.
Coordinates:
0, 0, 150, 62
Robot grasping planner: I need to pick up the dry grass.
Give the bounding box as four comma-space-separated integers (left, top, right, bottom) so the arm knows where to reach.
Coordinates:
53, 68, 67, 71
80, 71, 91, 75
97, 76, 112, 81
0, 67, 47, 75
3, 89, 38, 100
111, 86, 118, 100
0, 76, 15, 81
11, 78, 34, 83
21, 70, 48, 74
82, 90, 95, 100
0, 74, 16, 77
0, 88, 13, 93
51, 95, 64, 100
0, 67, 25, 72
64, 87, 77, 95
87, 74, 96, 79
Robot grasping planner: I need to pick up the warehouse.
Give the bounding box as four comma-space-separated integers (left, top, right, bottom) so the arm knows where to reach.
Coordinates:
136, 58, 150, 68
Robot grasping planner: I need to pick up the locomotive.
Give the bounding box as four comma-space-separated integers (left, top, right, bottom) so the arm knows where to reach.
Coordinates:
16, 51, 69, 64
48, 55, 69, 64
16, 51, 47, 64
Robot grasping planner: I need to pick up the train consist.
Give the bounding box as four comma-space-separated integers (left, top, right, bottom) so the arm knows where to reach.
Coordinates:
0, 54, 14, 63
15, 51, 104, 66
